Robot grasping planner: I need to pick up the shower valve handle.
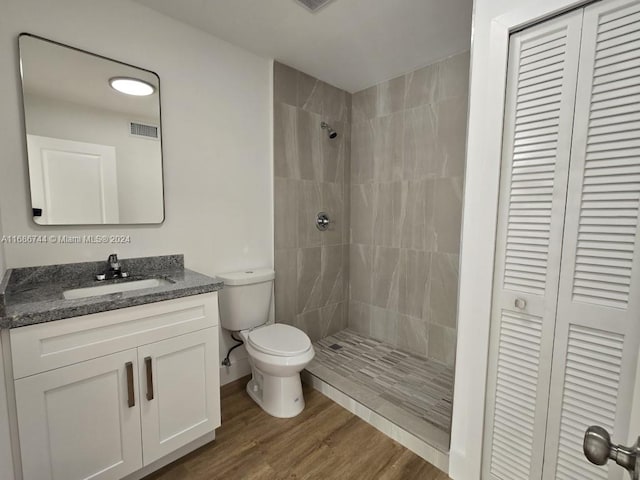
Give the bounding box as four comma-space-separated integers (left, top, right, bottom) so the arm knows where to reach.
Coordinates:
316, 212, 332, 231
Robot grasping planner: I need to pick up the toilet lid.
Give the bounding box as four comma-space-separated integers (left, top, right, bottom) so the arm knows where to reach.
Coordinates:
248, 324, 311, 357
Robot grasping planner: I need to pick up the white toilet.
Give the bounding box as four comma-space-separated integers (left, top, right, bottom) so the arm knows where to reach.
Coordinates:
217, 268, 315, 418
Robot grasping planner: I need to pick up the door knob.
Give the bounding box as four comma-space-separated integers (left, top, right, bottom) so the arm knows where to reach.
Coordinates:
584, 426, 640, 480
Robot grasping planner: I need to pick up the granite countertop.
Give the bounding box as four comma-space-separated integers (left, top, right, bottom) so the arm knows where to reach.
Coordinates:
0, 254, 223, 329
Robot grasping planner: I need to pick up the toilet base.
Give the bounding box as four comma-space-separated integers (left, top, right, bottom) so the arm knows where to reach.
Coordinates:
246, 367, 305, 418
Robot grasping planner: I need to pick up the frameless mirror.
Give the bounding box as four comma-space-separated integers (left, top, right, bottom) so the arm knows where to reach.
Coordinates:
19, 34, 164, 225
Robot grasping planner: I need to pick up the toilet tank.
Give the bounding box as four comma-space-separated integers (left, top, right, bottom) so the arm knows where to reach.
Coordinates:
217, 268, 275, 331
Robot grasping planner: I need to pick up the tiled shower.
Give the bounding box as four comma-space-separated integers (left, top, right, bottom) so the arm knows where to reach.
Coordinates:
273, 53, 468, 450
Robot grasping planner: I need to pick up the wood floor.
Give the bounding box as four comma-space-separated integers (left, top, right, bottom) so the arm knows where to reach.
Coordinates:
144, 376, 451, 480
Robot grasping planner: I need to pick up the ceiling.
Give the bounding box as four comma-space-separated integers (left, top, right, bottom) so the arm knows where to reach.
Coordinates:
134, 0, 473, 93
20, 35, 159, 119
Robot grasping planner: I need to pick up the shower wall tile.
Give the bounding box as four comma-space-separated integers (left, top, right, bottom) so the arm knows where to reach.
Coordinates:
274, 177, 298, 249
274, 62, 298, 107
274, 248, 297, 326
399, 250, 430, 320
404, 63, 439, 110
349, 244, 372, 304
351, 120, 374, 183
403, 104, 437, 179
433, 177, 463, 254
372, 181, 404, 248
429, 253, 459, 329
320, 301, 348, 338
438, 51, 470, 102
397, 315, 429, 358
370, 305, 399, 345
320, 182, 344, 246
351, 183, 374, 245
274, 102, 299, 178
352, 86, 377, 124
376, 75, 406, 117
297, 109, 323, 181
297, 247, 322, 313
434, 96, 468, 178
349, 301, 371, 337
349, 52, 469, 362
321, 245, 345, 305
274, 62, 351, 339
296, 308, 323, 343
401, 179, 434, 251
297, 180, 322, 248
372, 112, 404, 182
371, 246, 401, 311
428, 323, 457, 367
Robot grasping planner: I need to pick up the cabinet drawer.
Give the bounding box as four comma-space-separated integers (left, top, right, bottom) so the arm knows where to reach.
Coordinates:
11, 293, 218, 379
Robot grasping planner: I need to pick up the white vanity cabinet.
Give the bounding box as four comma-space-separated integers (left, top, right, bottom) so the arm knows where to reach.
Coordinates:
8, 292, 220, 480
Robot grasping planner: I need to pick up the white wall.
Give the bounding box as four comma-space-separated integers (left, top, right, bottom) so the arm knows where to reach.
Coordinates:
452, 0, 640, 478
0, 0, 273, 378
24, 94, 164, 224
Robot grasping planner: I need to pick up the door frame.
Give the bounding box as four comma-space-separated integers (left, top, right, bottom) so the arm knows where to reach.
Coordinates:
451, 0, 596, 478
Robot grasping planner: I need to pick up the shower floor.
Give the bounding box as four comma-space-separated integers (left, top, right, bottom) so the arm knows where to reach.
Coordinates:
304, 329, 454, 453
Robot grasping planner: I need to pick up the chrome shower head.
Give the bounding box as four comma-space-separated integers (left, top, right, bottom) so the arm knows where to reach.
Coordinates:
321, 121, 338, 139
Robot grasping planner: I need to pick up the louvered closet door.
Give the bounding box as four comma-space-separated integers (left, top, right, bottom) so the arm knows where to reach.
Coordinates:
482, 11, 584, 480
543, 1, 640, 479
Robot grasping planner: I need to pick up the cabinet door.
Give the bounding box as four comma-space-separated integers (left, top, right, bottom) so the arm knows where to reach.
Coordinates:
543, 1, 640, 479
15, 349, 142, 480
482, 9, 584, 480
138, 327, 220, 465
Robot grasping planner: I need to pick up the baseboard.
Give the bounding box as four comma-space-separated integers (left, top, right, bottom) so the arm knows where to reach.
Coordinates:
220, 357, 251, 386
302, 370, 450, 474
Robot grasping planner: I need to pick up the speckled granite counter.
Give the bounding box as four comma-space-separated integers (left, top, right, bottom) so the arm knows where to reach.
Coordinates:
0, 254, 223, 329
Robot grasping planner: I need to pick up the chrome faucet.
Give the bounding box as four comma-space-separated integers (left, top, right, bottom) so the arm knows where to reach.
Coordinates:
95, 253, 129, 281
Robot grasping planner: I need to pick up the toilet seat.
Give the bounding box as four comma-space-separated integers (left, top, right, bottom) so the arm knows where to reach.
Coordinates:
247, 324, 311, 357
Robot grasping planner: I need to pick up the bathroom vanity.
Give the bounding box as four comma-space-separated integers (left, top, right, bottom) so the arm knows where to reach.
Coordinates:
0, 255, 223, 480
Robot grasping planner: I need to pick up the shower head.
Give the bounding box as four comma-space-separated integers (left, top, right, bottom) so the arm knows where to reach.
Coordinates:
321, 121, 338, 139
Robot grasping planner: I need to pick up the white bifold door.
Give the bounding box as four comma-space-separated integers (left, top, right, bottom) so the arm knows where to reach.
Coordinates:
484, 1, 640, 479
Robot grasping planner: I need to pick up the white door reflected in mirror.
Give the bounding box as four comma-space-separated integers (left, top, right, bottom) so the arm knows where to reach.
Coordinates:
27, 135, 119, 225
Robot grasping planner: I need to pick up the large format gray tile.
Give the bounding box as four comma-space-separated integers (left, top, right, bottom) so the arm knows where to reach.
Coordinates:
349, 244, 372, 304
274, 61, 298, 107
274, 248, 297, 326
403, 104, 437, 180
437, 51, 470, 102
297, 247, 322, 313
321, 245, 345, 305
274, 102, 298, 179
433, 177, 463, 254
434, 96, 468, 178
297, 180, 322, 248
428, 323, 457, 367
429, 253, 459, 329
350, 183, 374, 245
404, 63, 439, 110
399, 249, 430, 320
274, 177, 298, 249
372, 112, 404, 182
371, 246, 401, 310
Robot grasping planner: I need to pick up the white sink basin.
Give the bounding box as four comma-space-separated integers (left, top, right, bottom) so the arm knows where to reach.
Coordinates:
63, 278, 171, 300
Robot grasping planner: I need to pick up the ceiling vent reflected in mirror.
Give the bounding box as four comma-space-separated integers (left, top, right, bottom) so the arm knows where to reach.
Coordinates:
294, 0, 334, 13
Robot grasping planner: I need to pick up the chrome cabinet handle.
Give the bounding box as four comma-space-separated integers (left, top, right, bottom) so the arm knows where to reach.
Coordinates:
126, 362, 135, 408
515, 298, 527, 310
584, 426, 640, 480
145, 356, 154, 401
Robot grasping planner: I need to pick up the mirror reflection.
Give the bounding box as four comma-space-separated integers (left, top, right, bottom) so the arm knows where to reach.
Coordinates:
19, 34, 164, 225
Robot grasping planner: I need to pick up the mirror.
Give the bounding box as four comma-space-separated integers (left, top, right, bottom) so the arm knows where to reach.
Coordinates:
19, 34, 164, 225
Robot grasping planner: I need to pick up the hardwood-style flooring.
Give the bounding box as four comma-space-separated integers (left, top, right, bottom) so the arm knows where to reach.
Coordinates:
144, 376, 451, 480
